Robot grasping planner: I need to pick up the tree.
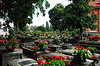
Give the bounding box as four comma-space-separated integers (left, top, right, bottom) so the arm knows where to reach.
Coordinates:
46, 21, 49, 31
0, 0, 50, 32
35, 26, 46, 32
64, 0, 98, 39
49, 3, 67, 31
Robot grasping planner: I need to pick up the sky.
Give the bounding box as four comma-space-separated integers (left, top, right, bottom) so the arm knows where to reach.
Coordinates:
30, 0, 72, 26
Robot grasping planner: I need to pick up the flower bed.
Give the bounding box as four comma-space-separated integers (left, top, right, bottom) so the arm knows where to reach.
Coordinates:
37, 55, 71, 66
88, 36, 100, 41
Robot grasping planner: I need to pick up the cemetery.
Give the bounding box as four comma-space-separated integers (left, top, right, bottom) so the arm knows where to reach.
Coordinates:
0, 0, 100, 66
0, 32, 100, 66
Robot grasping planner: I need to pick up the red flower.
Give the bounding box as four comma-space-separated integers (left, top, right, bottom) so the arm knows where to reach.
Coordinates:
59, 56, 63, 58
65, 61, 70, 65
34, 46, 37, 48
76, 46, 80, 48
52, 56, 57, 58
45, 62, 50, 64
37, 60, 43, 65
61, 57, 66, 60
81, 46, 85, 49
56, 56, 61, 59
93, 55, 96, 59
43, 56, 48, 59
52, 59, 56, 61
86, 48, 89, 50
77, 49, 81, 51
66, 56, 70, 59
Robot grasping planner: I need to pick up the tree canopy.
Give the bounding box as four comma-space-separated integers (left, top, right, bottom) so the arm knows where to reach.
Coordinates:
0, 0, 50, 31
48, 0, 98, 39
49, 3, 66, 31
64, 0, 98, 35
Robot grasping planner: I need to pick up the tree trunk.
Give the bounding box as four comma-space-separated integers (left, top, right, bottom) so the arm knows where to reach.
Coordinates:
79, 28, 83, 40
14, 22, 19, 32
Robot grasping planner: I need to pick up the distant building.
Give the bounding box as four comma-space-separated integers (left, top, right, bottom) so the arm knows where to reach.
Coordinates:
86, 0, 100, 33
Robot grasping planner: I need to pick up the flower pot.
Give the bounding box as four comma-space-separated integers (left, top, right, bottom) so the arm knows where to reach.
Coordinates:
73, 55, 86, 62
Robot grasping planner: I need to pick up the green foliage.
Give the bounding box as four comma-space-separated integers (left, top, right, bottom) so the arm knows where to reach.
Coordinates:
73, 46, 93, 60
64, 0, 98, 38
31, 37, 38, 40
20, 25, 30, 32
46, 21, 49, 31
35, 26, 46, 32
0, 0, 50, 31
87, 47, 97, 52
49, 3, 66, 31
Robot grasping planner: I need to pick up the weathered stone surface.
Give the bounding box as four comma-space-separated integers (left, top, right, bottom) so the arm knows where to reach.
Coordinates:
7, 58, 38, 66
60, 49, 74, 55
0, 48, 22, 66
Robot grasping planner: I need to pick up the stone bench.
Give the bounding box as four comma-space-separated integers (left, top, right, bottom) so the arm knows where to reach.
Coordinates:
7, 58, 38, 66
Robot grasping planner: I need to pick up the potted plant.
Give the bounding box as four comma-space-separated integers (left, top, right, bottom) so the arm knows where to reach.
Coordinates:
38, 40, 48, 51
5, 35, 20, 52
72, 45, 95, 62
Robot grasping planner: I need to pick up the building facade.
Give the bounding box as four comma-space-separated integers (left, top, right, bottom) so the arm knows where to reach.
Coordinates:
86, 0, 100, 33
